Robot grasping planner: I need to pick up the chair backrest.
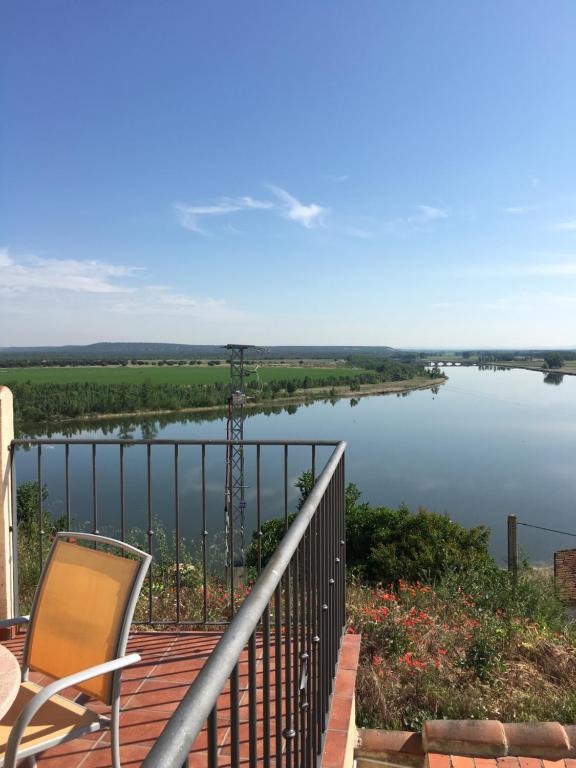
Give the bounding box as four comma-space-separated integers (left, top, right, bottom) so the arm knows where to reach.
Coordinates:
24, 533, 151, 705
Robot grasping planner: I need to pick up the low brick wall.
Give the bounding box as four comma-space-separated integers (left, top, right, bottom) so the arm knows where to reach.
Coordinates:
322, 633, 361, 768
554, 549, 576, 603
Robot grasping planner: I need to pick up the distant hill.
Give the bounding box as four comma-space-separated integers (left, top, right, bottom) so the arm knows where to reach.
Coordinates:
0, 342, 398, 362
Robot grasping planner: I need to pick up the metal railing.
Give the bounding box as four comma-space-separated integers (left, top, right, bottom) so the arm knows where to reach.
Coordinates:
142, 440, 346, 768
9, 438, 342, 627
9, 437, 347, 766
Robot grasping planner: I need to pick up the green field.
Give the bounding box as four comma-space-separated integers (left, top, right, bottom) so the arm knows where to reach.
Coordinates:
0, 365, 365, 386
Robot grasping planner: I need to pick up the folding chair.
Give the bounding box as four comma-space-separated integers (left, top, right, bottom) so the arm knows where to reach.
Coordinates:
0, 532, 151, 767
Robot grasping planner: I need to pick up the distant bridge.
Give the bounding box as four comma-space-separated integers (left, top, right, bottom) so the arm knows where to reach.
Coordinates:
424, 359, 478, 367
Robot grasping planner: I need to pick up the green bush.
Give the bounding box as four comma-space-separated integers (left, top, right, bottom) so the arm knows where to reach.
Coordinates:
347, 502, 493, 585
246, 471, 493, 586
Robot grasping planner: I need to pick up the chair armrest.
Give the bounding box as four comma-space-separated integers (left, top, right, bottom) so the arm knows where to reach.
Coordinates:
4, 653, 141, 768
0, 615, 29, 629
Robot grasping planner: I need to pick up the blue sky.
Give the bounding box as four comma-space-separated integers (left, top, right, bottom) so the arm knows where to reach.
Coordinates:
2, 1, 576, 348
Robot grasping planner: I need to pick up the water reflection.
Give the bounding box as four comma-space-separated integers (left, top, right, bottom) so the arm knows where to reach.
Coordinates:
12, 367, 576, 565
543, 372, 564, 386
16, 401, 319, 441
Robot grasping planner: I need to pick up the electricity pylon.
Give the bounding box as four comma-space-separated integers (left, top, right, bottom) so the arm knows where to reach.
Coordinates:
224, 343, 256, 569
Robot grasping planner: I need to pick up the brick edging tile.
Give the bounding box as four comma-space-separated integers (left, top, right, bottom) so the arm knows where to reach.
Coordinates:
321, 634, 361, 768
422, 720, 576, 760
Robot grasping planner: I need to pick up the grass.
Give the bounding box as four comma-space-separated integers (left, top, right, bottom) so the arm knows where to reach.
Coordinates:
0, 365, 366, 386
349, 568, 576, 730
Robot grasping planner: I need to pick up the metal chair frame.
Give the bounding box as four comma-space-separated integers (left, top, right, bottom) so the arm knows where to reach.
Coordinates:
0, 532, 152, 768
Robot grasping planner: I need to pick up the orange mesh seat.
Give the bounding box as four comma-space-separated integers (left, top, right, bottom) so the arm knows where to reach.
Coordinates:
0, 533, 151, 768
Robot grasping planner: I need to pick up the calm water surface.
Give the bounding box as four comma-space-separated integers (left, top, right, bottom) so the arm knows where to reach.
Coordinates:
15, 367, 576, 565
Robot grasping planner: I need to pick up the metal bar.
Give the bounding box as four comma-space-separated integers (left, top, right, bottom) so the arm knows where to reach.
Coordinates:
65, 443, 71, 529
37, 445, 43, 569
9, 446, 20, 617
92, 444, 98, 534
284, 554, 293, 768
284, 444, 289, 529
293, 546, 300, 768
312, 488, 320, 758
230, 663, 240, 768
175, 445, 181, 625
202, 445, 208, 624
274, 585, 283, 768
208, 706, 218, 768
311, 445, 316, 485
328, 475, 335, 687
340, 454, 346, 628
248, 630, 258, 768
12, 438, 341, 447
147, 444, 153, 624
229, 440, 235, 617
119, 444, 125, 542
300, 533, 308, 768
257, 444, 261, 574
320, 491, 328, 732
262, 601, 271, 768
305, 527, 313, 768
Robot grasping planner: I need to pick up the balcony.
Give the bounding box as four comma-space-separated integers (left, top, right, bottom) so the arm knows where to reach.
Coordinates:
0, 386, 357, 768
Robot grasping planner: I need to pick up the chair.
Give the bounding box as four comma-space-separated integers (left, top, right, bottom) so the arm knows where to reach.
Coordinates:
0, 532, 151, 768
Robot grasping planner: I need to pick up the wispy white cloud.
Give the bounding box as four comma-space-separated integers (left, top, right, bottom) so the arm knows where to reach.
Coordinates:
384, 205, 450, 231
0, 247, 258, 344
266, 185, 328, 229
416, 205, 449, 222
175, 187, 326, 234
552, 220, 576, 231
0, 247, 138, 294
503, 205, 536, 215
174, 196, 274, 236
110, 286, 245, 319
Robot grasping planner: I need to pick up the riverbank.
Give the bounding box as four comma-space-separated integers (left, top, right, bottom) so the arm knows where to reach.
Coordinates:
493, 362, 576, 376
15, 374, 447, 427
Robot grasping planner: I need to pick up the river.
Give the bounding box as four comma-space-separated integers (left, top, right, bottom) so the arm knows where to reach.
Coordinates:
13, 366, 576, 565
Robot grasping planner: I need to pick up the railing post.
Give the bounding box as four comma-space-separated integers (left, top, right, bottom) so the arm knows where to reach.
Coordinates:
0, 386, 15, 621
507, 514, 518, 577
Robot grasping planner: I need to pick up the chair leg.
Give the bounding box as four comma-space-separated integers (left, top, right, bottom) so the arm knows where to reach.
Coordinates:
111, 695, 121, 768
24, 758, 37, 768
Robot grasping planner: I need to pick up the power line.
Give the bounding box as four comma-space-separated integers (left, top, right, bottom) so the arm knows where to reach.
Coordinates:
518, 521, 576, 538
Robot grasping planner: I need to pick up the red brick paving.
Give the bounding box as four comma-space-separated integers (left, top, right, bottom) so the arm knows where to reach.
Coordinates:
3, 630, 354, 767
423, 758, 576, 768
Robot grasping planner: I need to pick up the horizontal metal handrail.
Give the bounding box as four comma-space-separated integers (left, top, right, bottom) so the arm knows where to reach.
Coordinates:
141, 440, 347, 768
11, 438, 341, 446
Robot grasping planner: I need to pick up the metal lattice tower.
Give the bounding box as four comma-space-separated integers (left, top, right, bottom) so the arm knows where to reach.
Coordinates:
224, 344, 256, 568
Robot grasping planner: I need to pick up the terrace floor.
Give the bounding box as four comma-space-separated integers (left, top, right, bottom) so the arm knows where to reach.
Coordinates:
2, 630, 360, 768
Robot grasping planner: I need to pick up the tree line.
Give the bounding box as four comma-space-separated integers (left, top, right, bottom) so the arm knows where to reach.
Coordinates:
8, 371, 377, 421
6, 357, 437, 422
0, 357, 223, 368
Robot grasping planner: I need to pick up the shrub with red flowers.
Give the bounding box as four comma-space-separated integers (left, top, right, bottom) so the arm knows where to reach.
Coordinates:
349, 566, 576, 730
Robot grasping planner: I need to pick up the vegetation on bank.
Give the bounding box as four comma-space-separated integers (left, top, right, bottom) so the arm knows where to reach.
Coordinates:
0, 364, 364, 385
350, 567, 575, 729
4, 358, 441, 422
17, 466, 575, 726
248, 475, 575, 729
339, 491, 575, 729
